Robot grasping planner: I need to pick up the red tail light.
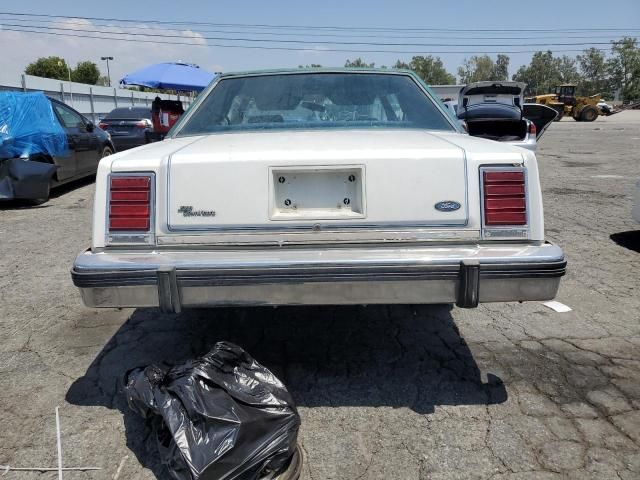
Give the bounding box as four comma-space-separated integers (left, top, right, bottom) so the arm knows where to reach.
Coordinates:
98, 122, 109, 130
483, 170, 527, 226
109, 176, 151, 231
528, 122, 537, 136
134, 121, 148, 129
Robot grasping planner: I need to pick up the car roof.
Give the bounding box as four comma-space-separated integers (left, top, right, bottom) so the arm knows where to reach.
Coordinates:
107, 106, 151, 114
216, 67, 415, 78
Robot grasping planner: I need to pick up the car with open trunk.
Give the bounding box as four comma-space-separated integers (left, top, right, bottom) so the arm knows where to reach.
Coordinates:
71, 68, 566, 312
456, 81, 558, 151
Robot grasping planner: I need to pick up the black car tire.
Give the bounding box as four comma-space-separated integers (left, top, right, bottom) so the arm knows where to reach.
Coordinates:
101, 146, 113, 158
580, 106, 598, 122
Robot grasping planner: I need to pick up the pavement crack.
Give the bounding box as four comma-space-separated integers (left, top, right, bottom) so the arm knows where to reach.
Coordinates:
484, 405, 513, 475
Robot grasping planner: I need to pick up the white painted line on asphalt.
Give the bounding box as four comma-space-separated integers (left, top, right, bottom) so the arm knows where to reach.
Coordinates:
542, 301, 572, 313
56, 407, 63, 480
591, 175, 625, 179
113, 455, 129, 480
0, 410, 100, 476
0, 466, 101, 474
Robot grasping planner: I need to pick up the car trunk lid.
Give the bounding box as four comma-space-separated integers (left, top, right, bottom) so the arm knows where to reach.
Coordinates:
164, 129, 471, 243
99, 119, 148, 135
458, 81, 526, 111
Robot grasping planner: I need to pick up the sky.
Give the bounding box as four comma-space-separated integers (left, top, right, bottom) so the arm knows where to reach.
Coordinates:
0, 0, 638, 86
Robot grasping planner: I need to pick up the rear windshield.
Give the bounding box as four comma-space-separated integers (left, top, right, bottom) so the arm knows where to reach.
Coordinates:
104, 107, 151, 119
176, 72, 454, 136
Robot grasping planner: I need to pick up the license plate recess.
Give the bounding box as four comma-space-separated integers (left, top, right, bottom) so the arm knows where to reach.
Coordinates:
270, 166, 365, 220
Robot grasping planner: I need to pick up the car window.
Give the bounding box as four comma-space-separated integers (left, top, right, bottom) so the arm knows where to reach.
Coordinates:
177, 73, 454, 136
105, 107, 151, 119
53, 103, 86, 129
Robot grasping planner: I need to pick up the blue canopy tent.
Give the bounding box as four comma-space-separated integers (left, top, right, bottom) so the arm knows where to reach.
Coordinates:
120, 62, 216, 92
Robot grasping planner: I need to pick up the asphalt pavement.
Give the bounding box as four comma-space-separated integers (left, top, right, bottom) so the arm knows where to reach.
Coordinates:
1, 111, 639, 479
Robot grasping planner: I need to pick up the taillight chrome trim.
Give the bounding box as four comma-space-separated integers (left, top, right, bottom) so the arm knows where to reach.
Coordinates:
106, 172, 156, 246
479, 166, 530, 240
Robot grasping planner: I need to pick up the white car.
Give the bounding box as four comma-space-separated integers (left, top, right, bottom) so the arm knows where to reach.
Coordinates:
71, 69, 565, 312
456, 82, 558, 151
597, 100, 614, 115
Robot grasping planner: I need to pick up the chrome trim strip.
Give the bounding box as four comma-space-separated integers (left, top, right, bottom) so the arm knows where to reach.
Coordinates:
72, 259, 566, 288
165, 220, 470, 233
156, 228, 481, 246
73, 243, 564, 276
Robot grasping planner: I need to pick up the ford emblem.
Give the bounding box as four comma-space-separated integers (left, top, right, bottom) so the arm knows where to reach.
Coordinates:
435, 201, 461, 212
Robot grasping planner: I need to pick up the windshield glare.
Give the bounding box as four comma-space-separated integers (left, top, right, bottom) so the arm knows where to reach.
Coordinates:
177, 73, 454, 136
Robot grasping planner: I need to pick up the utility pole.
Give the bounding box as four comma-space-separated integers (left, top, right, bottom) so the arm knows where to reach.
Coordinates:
58, 60, 73, 105
101, 56, 114, 87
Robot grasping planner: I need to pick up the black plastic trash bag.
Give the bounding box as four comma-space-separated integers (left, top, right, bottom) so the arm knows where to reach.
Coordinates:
124, 342, 300, 480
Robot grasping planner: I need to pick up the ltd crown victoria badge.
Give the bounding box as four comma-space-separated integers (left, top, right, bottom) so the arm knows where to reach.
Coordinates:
178, 206, 216, 217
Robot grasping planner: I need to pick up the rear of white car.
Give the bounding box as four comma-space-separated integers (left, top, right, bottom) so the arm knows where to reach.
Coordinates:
72, 69, 565, 312
457, 81, 557, 151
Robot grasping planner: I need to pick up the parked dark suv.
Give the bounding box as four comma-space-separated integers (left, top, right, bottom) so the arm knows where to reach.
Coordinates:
99, 107, 153, 151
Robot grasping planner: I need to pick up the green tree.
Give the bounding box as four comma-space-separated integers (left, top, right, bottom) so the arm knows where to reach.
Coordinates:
607, 37, 640, 101
96, 75, 110, 87
513, 51, 565, 95
344, 58, 375, 68
495, 54, 510, 81
393, 56, 456, 84
72, 61, 100, 85
577, 48, 609, 96
25, 56, 70, 80
457, 54, 510, 83
556, 55, 580, 84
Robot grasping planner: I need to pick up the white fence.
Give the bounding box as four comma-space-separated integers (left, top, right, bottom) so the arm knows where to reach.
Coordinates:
0, 73, 193, 122
429, 85, 463, 101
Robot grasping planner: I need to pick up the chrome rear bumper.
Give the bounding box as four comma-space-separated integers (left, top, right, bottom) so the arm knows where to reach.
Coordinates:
71, 243, 565, 312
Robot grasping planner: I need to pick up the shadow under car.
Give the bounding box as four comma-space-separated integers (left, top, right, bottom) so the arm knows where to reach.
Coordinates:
66, 304, 507, 478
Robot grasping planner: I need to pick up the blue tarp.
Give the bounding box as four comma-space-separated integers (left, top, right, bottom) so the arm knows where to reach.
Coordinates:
0, 91, 68, 159
120, 62, 215, 92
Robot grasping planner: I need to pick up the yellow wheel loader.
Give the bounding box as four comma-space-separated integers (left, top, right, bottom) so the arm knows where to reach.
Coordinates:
527, 84, 602, 122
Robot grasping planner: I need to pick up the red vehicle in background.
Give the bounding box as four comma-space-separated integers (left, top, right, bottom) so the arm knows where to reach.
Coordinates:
151, 97, 184, 139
